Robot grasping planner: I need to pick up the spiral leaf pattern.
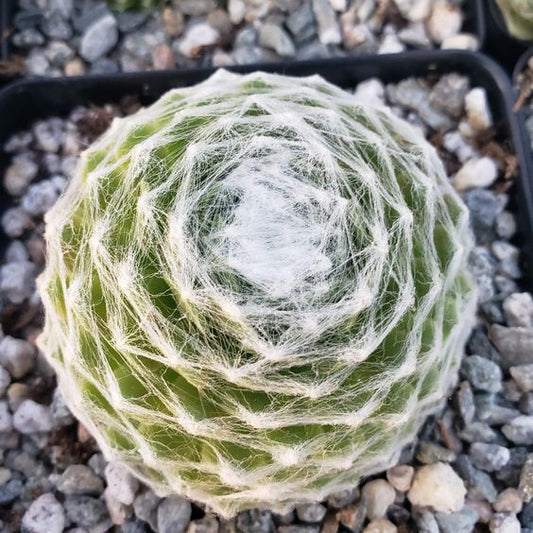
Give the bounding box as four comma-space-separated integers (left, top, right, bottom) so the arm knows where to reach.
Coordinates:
38, 70, 477, 516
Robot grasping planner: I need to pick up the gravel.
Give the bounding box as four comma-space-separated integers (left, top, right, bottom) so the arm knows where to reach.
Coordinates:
0, 59, 531, 532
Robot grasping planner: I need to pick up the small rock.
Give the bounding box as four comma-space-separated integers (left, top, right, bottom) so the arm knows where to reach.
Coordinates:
278, 527, 318, 533
462, 355, 502, 393
116, 10, 148, 32
13, 399, 54, 434
429, 73, 469, 118
489, 513, 521, 533
157, 495, 192, 533
105, 462, 139, 506
453, 157, 498, 191
0, 400, 13, 432
502, 416, 533, 445
412, 509, 438, 533
493, 241, 521, 279
286, 3, 316, 43
1, 207, 33, 238
521, 393, 533, 415
510, 365, 533, 392
434, 507, 478, 533
361, 479, 395, 520
312, 0, 342, 45
50, 388, 75, 427
416, 442, 457, 464
407, 462, 466, 512
228, 0, 246, 24
398, 22, 432, 48
295, 503, 327, 522
353, 78, 385, 106
162, 7, 184, 37
467, 499, 493, 523
0, 261, 36, 304
152, 44, 175, 70
172, 0, 216, 16
386, 464, 414, 492
21, 493, 66, 533
186, 515, 219, 533
466, 189, 500, 245
88, 453, 107, 478
490, 325, 533, 369
12, 28, 45, 48
65, 57, 86, 76
469, 443, 510, 472
378, 32, 406, 54
0, 467, 10, 485
496, 211, 517, 240
64, 494, 108, 527
494, 489, 523, 513
0, 336, 36, 380
386, 78, 453, 131
57, 465, 104, 495
80, 13, 118, 62
45, 40, 75, 67
106, 488, 132, 525
327, 488, 359, 508
503, 293, 533, 328
465, 88, 493, 131
0, 366, 10, 396
41, 10, 72, 40
259, 24, 296, 57
0, 478, 24, 505
7, 382, 33, 411
178, 23, 220, 58
22, 180, 61, 216
519, 455, 533, 503
455, 380, 476, 424
393, 0, 433, 21
4, 158, 39, 196
441, 33, 480, 50
25, 48, 50, 76
362, 519, 397, 533
455, 454, 498, 503
34, 118, 64, 152
336, 502, 366, 532
427, 1, 463, 44
497, 447, 529, 488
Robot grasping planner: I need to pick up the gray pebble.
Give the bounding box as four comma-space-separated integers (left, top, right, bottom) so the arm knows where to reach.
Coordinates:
457, 421, 500, 444
286, 2, 316, 43
503, 293, 533, 328
21, 492, 66, 533
22, 180, 61, 216
57, 465, 104, 495
133, 488, 160, 530
25, 48, 50, 76
187, 515, 219, 533
475, 393, 521, 425
412, 509, 439, 533
489, 513, 521, 533
13, 399, 54, 434
434, 507, 478, 533
492, 241, 521, 279
454, 454, 498, 502
278, 527, 319, 533
464, 189, 499, 245
41, 10, 73, 40
496, 447, 529, 487
5, 241, 29, 263
490, 324, 533, 370
90, 57, 120, 75
462, 355, 502, 393
495, 210, 516, 239
0, 336, 36, 379
520, 393, 533, 414
236, 509, 275, 533
116, 11, 149, 33
50, 389, 75, 427
0, 366, 10, 397
0, 261, 36, 304
4, 158, 39, 196
80, 13, 119, 62
503, 416, 533, 445
45, 40, 75, 67
295, 503, 327, 522
386, 78, 453, 132
510, 364, 533, 392
72, 3, 111, 33
259, 24, 296, 57
157, 495, 192, 533
87, 453, 107, 478
34, 118, 64, 152
64, 495, 108, 527
0, 478, 24, 505
469, 443, 510, 472
429, 73, 469, 118
416, 441, 456, 464
105, 462, 139, 506
13, 28, 45, 49
519, 454, 533, 503
4, 132, 33, 153
468, 247, 496, 304
312, 0, 341, 45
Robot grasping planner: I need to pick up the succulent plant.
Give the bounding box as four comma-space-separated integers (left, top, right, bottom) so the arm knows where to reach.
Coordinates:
38, 70, 477, 516
496, 0, 533, 40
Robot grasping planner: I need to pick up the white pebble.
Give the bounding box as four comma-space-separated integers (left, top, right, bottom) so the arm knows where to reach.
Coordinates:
354, 78, 385, 106
22, 180, 61, 216
13, 399, 54, 434
0, 336, 36, 379
228, 0, 245, 24
393, 0, 433, 21
362, 479, 396, 520
105, 488, 131, 525
427, 1, 463, 44
178, 23, 219, 58
378, 33, 406, 54
3, 158, 38, 196
0, 261, 36, 304
510, 365, 533, 392
453, 157, 498, 191
21, 493, 66, 533
503, 293, 533, 328
465, 88, 493, 131
407, 462, 466, 512
0, 400, 13, 432
493, 488, 523, 513
489, 513, 521, 533
363, 519, 397, 533
442, 131, 478, 163
441, 33, 480, 50
105, 462, 140, 505
1, 207, 33, 238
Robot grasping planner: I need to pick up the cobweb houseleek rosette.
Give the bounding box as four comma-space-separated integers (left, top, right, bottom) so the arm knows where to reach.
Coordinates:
496, 0, 533, 40
37, 69, 477, 517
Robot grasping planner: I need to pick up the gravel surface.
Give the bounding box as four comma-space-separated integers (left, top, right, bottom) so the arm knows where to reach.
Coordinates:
8, 0, 481, 77
0, 67, 531, 533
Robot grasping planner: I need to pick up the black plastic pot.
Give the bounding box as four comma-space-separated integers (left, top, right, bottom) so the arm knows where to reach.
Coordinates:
486, 0, 532, 73
0, 0, 10, 62
0, 51, 531, 286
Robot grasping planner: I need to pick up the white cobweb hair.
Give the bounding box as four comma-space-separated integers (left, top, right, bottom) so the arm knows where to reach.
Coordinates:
37, 69, 477, 517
